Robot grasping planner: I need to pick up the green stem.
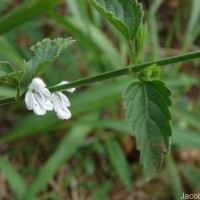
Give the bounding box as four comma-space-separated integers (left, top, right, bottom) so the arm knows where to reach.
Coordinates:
0, 97, 18, 105
16, 83, 20, 99
49, 50, 200, 91
0, 50, 200, 105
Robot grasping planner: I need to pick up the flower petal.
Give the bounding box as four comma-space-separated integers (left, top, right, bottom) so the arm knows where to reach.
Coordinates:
34, 92, 53, 111
52, 93, 61, 112
29, 77, 46, 90
52, 92, 72, 120
25, 91, 34, 110
25, 77, 53, 115
66, 88, 76, 93
52, 92, 70, 109
38, 88, 53, 109
59, 92, 70, 107
26, 92, 46, 115
56, 81, 76, 93
39, 88, 52, 99
33, 100, 46, 115
56, 107, 72, 120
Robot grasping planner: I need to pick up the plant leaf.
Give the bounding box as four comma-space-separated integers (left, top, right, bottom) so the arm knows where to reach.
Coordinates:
0, 0, 61, 34
0, 156, 27, 200
105, 137, 133, 191
50, 12, 125, 68
87, 0, 143, 41
24, 38, 75, 81
167, 154, 184, 200
0, 61, 24, 86
123, 80, 172, 179
134, 23, 147, 62
25, 124, 92, 199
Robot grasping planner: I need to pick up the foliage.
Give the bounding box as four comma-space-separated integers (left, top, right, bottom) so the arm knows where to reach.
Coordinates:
86, 0, 143, 41
123, 80, 172, 178
138, 64, 161, 81
105, 137, 133, 190
25, 38, 75, 81
0, 0, 200, 199
0, 61, 24, 86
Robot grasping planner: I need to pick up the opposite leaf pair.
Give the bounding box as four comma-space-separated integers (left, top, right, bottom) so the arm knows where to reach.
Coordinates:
25, 78, 75, 120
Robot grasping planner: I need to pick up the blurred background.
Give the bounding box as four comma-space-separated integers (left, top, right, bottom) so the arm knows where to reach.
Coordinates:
0, 0, 200, 199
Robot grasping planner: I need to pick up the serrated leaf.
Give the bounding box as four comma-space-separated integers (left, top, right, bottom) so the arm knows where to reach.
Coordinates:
0, 61, 24, 86
87, 0, 143, 41
123, 80, 172, 179
24, 38, 75, 81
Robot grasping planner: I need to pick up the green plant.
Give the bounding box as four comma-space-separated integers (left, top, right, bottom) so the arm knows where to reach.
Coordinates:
0, 0, 200, 199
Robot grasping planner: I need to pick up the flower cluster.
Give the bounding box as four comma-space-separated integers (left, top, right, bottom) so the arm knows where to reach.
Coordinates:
25, 78, 75, 120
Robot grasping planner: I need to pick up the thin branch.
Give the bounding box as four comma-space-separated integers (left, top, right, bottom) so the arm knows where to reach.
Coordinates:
49, 50, 200, 91
0, 50, 200, 105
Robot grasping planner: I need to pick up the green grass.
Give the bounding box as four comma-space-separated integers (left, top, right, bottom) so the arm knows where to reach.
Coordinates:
0, 0, 200, 199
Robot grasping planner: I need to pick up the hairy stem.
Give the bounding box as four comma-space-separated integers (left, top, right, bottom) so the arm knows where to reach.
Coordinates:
49, 50, 200, 91
0, 50, 200, 105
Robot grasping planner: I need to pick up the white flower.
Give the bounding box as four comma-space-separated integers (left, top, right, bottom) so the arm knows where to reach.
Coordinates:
25, 78, 53, 115
52, 81, 75, 120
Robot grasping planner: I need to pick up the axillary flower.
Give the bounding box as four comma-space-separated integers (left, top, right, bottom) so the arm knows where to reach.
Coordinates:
25, 78, 75, 120
25, 78, 53, 115
52, 81, 75, 120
